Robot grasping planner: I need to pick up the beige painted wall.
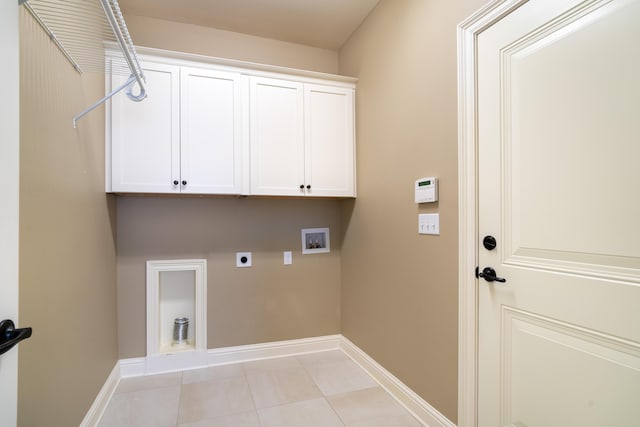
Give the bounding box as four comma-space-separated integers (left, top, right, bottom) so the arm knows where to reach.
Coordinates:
18, 9, 118, 427
116, 16, 344, 359
117, 197, 341, 358
125, 15, 339, 74
338, 0, 487, 422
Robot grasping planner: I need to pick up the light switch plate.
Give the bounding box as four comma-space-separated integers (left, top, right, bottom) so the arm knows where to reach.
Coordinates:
418, 213, 440, 235
283, 251, 292, 265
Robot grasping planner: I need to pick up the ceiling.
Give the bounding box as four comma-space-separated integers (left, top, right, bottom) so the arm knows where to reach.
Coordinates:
118, 0, 381, 50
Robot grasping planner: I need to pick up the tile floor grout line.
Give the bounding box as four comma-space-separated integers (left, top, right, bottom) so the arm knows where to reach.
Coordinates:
174, 371, 183, 427
324, 396, 348, 427
241, 361, 263, 426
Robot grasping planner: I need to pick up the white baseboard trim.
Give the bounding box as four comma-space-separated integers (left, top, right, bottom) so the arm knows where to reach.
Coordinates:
101, 334, 451, 427
79, 362, 120, 427
119, 334, 342, 377
207, 334, 342, 366
340, 336, 456, 427
119, 357, 146, 377
118, 351, 210, 377
146, 350, 209, 375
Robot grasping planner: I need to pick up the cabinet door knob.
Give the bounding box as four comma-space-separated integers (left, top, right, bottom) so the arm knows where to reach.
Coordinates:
306, 185, 311, 190
182, 180, 187, 186
299, 184, 304, 189
173, 180, 179, 186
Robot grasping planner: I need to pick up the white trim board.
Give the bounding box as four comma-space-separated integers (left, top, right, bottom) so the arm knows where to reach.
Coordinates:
146, 259, 208, 358
456, 1, 529, 426
119, 335, 342, 377
79, 362, 120, 427
99, 334, 452, 427
104, 42, 358, 88
340, 337, 455, 427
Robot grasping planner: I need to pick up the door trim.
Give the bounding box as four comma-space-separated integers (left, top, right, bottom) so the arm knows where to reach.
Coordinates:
456, 1, 528, 426
0, 1, 20, 425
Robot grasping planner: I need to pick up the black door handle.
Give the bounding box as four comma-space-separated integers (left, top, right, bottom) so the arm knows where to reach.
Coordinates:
476, 267, 507, 283
0, 319, 32, 355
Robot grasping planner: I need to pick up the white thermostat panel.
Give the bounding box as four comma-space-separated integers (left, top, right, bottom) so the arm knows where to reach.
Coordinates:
415, 177, 438, 203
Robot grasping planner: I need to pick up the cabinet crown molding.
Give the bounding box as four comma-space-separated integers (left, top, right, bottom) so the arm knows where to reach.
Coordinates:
104, 42, 357, 88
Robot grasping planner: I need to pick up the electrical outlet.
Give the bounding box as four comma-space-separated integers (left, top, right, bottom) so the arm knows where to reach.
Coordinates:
236, 252, 252, 267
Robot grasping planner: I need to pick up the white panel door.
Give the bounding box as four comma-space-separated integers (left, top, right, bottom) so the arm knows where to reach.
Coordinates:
111, 61, 180, 193
477, 0, 640, 426
250, 76, 305, 196
0, 2, 20, 424
304, 84, 355, 197
180, 67, 242, 194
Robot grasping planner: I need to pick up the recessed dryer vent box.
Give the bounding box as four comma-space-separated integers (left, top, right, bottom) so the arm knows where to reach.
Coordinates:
301, 228, 330, 254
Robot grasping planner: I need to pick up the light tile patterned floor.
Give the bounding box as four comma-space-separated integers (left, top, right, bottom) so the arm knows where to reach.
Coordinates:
98, 350, 423, 426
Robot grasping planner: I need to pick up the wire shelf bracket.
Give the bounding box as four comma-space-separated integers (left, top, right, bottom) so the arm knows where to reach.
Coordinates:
74, 0, 147, 128
20, 0, 147, 128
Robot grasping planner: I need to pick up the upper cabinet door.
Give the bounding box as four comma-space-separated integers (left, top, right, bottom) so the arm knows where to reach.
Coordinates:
180, 67, 242, 194
110, 60, 180, 193
250, 76, 305, 196
304, 84, 355, 197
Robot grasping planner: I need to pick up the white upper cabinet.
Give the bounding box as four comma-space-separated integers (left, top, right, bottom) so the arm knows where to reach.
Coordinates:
110, 60, 180, 193
250, 77, 356, 197
250, 77, 305, 196
107, 48, 356, 197
109, 59, 242, 194
180, 67, 242, 194
304, 84, 355, 197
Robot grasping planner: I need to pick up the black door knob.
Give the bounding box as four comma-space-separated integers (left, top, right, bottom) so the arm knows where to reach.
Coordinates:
476, 267, 506, 283
299, 184, 304, 189
182, 180, 187, 186
306, 185, 311, 190
483, 235, 497, 250
173, 180, 179, 186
